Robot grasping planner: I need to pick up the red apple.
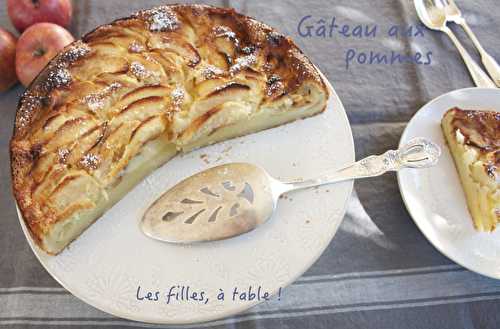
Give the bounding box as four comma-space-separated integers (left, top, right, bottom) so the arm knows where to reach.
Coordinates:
0, 28, 18, 92
16, 22, 74, 87
7, 0, 73, 33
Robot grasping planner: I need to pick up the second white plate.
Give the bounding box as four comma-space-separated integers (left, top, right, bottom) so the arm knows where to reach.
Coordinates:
398, 87, 500, 279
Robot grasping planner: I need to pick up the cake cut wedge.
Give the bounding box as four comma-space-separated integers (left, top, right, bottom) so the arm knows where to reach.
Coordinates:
10, 5, 329, 254
441, 107, 500, 231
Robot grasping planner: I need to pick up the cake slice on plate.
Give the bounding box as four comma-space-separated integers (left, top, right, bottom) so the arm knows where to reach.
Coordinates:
10, 5, 329, 254
441, 107, 499, 231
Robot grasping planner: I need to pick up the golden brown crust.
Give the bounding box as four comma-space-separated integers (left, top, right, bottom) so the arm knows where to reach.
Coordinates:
445, 107, 499, 154
10, 4, 327, 252
444, 107, 499, 176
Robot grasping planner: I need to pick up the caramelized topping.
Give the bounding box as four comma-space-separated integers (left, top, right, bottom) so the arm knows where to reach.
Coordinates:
448, 107, 500, 178
450, 107, 500, 154
207, 82, 251, 97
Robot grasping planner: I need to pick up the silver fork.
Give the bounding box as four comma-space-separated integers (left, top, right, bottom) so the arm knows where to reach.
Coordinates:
414, 0, 496, 88
441, 0, 500, 87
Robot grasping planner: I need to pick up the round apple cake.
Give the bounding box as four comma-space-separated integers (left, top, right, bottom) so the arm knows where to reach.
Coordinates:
10, 4, 328, 254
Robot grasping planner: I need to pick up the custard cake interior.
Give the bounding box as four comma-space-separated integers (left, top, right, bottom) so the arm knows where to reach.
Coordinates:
10, 5, 329, 254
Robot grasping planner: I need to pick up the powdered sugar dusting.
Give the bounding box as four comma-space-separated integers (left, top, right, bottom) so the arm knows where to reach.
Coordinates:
31, 43, 91, 95
80, 153, 100, 170
39, 41, 91, 92
84, 94, 104, 112
229, 54, 257, 75
214, 25, 240, 48
17, 93, 45, 128
45, 67, 72, 90
128, 41, 145, 53
60, 42, 91, 63
201, 65, 224, 79
107, 82, 121, 91
135, 6, 180, 32
241, 45, 256, 55
82, 82, 122, 111
129, 61, 149, 79
58, 148, 70, 163
214, 26, 236, 38
267, 31, 284, 46
267, 82, 283, 96
171, 86, 185, 106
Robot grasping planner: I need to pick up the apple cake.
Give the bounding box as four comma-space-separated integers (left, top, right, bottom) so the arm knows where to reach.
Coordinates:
441, 107, 499, 231
10, 5, 329, 254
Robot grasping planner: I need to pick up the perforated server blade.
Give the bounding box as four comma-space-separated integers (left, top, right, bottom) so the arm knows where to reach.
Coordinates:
141, 138, 440, 243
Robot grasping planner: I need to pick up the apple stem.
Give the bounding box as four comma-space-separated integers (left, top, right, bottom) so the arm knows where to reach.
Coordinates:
31, 0, 40, 8
33, 48, 46, 57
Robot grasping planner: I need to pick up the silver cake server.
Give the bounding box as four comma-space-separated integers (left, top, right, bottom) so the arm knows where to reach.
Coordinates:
141, 138, 440, 243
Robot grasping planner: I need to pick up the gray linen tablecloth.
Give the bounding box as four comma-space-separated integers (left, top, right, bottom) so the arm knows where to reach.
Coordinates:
1, 0, 500, 328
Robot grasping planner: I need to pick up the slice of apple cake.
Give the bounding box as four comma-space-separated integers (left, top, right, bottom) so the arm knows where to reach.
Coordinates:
441, 107, 499, 231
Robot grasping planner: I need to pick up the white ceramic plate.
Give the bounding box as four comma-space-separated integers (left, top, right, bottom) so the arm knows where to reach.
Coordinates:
17, 78, 355, 324
398, 87, 500, 280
